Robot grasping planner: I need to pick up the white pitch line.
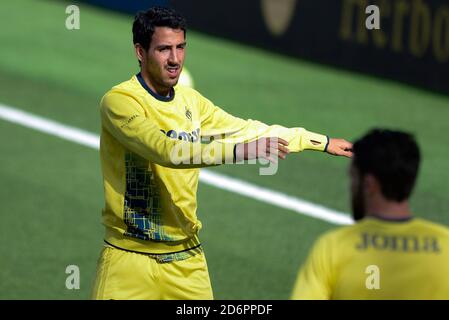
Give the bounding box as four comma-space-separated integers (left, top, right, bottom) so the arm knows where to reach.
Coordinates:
0, 103, 353, 225
0, 104, 99, 149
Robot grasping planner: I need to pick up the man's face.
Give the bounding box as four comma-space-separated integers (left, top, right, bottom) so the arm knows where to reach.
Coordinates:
350, 162, 366, 221
140, 27, 186, 94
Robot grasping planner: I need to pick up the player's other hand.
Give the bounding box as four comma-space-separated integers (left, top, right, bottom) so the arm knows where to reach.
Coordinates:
235, 137, 290, 163
326, 138, 353, 158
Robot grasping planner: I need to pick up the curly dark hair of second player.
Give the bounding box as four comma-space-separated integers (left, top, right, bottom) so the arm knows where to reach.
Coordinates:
132, 6, 187, 50
353, 129, 421, 202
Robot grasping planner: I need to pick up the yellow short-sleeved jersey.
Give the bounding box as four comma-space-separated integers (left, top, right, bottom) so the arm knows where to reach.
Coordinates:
100, 73, 329, 261
291, 217, 449, 299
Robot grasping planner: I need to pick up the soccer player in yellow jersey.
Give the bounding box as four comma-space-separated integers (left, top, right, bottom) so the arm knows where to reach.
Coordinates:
291, 129, 449, 299
92, 7, 353, 300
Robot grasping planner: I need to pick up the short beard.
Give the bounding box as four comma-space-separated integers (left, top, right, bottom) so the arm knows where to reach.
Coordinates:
351, 182, 366, 221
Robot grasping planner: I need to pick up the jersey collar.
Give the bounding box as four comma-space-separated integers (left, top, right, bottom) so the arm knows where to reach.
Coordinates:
136, 72, 175, 102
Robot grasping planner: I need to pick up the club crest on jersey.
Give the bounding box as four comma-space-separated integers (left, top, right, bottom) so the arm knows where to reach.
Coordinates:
160, 128, 200, 142
185, 106, 192, 121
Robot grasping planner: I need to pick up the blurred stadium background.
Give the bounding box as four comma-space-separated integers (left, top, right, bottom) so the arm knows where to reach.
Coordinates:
0, 0, 448, 299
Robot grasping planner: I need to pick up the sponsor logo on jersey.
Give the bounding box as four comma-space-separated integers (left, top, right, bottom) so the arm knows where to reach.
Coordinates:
356, 232, 441, 253
185, 106, 192, 121
160, 128, 200, 142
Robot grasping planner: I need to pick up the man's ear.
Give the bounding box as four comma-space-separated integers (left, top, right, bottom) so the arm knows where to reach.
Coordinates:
364, 174, 381, 195
134, 44, 145, 64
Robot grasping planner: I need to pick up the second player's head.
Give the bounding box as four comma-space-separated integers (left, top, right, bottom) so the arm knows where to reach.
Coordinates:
350, 129, 421, 221
132, 7, 187, 96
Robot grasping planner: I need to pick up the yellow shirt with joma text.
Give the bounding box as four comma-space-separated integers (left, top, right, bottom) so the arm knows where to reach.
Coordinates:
100, 73, 328, 261
291, 217, 449, 299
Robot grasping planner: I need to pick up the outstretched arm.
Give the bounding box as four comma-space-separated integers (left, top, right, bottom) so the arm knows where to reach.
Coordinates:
101, 91, 286, 167
198, 92, 352, 158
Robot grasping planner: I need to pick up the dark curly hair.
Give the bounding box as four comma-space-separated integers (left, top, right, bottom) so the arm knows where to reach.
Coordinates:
353, 129, 421, 202
132, 6, 187, 50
